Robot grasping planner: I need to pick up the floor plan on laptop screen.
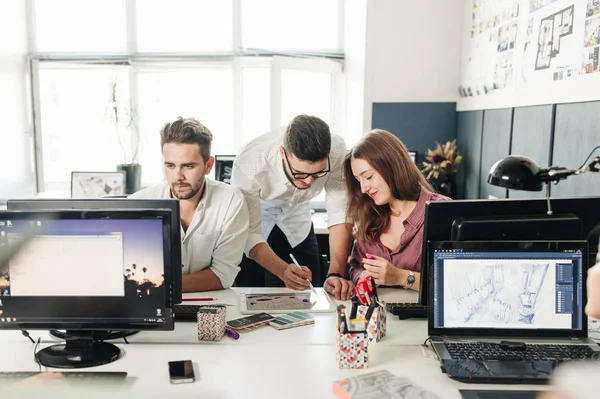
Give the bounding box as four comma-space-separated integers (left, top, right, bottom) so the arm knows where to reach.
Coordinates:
442, 259, 572, 329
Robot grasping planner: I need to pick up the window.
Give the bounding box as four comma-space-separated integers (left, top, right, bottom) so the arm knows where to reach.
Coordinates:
26, 1, 344, 193
33, 0, 127, 52
281, 70, 332, 127
37, 65, 130, 189
241, 67, 270, 144
135, 0, 232, 52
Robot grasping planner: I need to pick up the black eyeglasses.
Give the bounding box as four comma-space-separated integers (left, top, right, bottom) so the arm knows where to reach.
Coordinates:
283, 149, 330, 180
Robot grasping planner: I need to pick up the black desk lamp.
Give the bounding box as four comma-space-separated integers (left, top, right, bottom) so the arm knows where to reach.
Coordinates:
488, 149, 600, 215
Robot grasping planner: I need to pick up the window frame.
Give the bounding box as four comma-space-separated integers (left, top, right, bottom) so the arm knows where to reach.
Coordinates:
25, 0, 345, 194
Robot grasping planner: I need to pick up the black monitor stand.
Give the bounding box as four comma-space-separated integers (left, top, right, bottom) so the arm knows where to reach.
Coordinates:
49, 329, 139, 341
36, 331, 122, 368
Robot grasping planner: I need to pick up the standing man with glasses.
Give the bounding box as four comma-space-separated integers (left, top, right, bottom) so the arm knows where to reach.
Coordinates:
231, 114, 354, 300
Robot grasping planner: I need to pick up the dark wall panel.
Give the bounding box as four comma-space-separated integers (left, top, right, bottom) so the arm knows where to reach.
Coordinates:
456, 111, 483, 199
509, 105, 554, 199
371, 102, 457, 166
479, 108, 512, 199
552, 102, 600, 198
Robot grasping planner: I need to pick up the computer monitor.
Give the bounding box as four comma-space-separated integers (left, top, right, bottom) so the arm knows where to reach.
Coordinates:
71, 171, 126, 198
0, 209, 175, 368
7, 198, 183, 304
419, 197, 600, 306
214, 155, 235, 184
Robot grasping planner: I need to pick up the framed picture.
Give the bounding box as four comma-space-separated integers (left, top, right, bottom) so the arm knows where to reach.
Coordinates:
214, 155, 236, 184
71, 171, 126, 198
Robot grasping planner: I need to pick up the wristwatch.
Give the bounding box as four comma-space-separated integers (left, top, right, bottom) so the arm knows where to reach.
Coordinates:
404, 271, 415, 289
325, 272, 343, 280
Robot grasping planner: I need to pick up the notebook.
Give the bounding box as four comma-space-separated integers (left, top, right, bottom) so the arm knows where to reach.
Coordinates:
268, 312, 314, 330
332, 369, 441, 399
427, 240, 600, 384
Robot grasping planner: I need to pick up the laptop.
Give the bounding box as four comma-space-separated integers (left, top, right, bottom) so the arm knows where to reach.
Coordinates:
427, 240, 600, 384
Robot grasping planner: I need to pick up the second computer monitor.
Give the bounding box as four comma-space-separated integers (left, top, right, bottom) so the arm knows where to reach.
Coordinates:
214, 155, 235, 184
419, 196, 600, 306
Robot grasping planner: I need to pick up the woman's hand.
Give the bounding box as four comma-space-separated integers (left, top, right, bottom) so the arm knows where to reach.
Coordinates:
361, 253, 401, 286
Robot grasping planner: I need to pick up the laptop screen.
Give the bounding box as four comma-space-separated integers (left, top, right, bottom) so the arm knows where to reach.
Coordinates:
429, 241, 588, 338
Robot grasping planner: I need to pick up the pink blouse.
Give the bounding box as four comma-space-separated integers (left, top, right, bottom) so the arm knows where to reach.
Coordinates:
348, 188, 450, 284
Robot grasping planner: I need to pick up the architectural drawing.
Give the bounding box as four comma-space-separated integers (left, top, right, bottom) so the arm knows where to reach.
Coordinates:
444, 262, 550, 325
535, 5, 574, 70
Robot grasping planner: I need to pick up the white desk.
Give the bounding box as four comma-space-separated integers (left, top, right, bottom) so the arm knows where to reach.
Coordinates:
0, 288, 548, 398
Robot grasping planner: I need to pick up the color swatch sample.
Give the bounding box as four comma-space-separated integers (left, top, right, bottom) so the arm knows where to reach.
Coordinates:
268, 311, 315, 330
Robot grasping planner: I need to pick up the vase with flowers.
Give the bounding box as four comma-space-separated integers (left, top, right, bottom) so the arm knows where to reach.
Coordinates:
421, 139, 462, 199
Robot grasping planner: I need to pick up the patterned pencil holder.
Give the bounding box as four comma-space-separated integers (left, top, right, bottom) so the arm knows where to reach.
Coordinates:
357, 305, 387, 343
197, 305, 227, 341
336, 331, 369, 369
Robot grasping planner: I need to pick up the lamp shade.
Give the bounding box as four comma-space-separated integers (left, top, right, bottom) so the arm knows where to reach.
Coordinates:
487, 155, 543, 191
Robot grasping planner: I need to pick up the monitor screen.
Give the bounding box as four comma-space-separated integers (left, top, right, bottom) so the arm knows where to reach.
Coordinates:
0, 210, 174, 331
0, 209, 175, 368
419, 197, 600, 306
428, 240, 587, 338
214, 155, 235, 184
71, 171, 126, 198
6, 198, 182, 304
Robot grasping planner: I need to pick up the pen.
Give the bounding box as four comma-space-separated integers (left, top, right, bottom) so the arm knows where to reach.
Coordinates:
181, 298, 217, 302
369, 277, 380, 306
289, 253, 319, 297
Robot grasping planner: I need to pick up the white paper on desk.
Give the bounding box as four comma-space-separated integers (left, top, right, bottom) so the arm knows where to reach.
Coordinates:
333, 369, 442, 399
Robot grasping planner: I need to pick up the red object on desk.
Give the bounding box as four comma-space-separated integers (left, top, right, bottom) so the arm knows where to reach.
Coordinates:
181, 298, 217, 302
356, 276, 375, 306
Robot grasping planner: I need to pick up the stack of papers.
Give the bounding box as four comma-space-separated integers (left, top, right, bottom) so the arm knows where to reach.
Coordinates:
268, 312, 315, 330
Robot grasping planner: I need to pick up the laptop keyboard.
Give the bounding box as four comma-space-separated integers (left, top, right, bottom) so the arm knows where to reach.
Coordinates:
445, 342, 596, 361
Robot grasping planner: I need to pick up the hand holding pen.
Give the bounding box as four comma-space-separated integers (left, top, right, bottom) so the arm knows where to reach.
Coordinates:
290, 254, 318, 295
279, 254, 312, 291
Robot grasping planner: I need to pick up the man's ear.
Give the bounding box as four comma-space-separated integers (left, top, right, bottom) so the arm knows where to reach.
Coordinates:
204, 156, 215, 175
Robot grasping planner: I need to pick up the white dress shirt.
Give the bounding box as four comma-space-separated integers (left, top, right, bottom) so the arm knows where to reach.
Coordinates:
129, 179, 249, 288
231, 130, 348, 256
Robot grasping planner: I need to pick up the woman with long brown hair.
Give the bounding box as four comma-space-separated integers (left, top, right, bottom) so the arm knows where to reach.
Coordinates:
344, 129, 450, 290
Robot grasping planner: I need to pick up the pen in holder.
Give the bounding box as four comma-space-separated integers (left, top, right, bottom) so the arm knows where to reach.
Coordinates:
357, 304, 387, 342
336, 331, 369, 369
197, 305, 227, 341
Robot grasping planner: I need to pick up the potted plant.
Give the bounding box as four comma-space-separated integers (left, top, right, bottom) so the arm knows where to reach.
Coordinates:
421, 139, 462, 199
108, 81, 141, 194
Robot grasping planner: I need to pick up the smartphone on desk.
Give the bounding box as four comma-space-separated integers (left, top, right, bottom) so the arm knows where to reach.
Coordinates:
168, 360, 195, 384
226, 312, 275, 330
